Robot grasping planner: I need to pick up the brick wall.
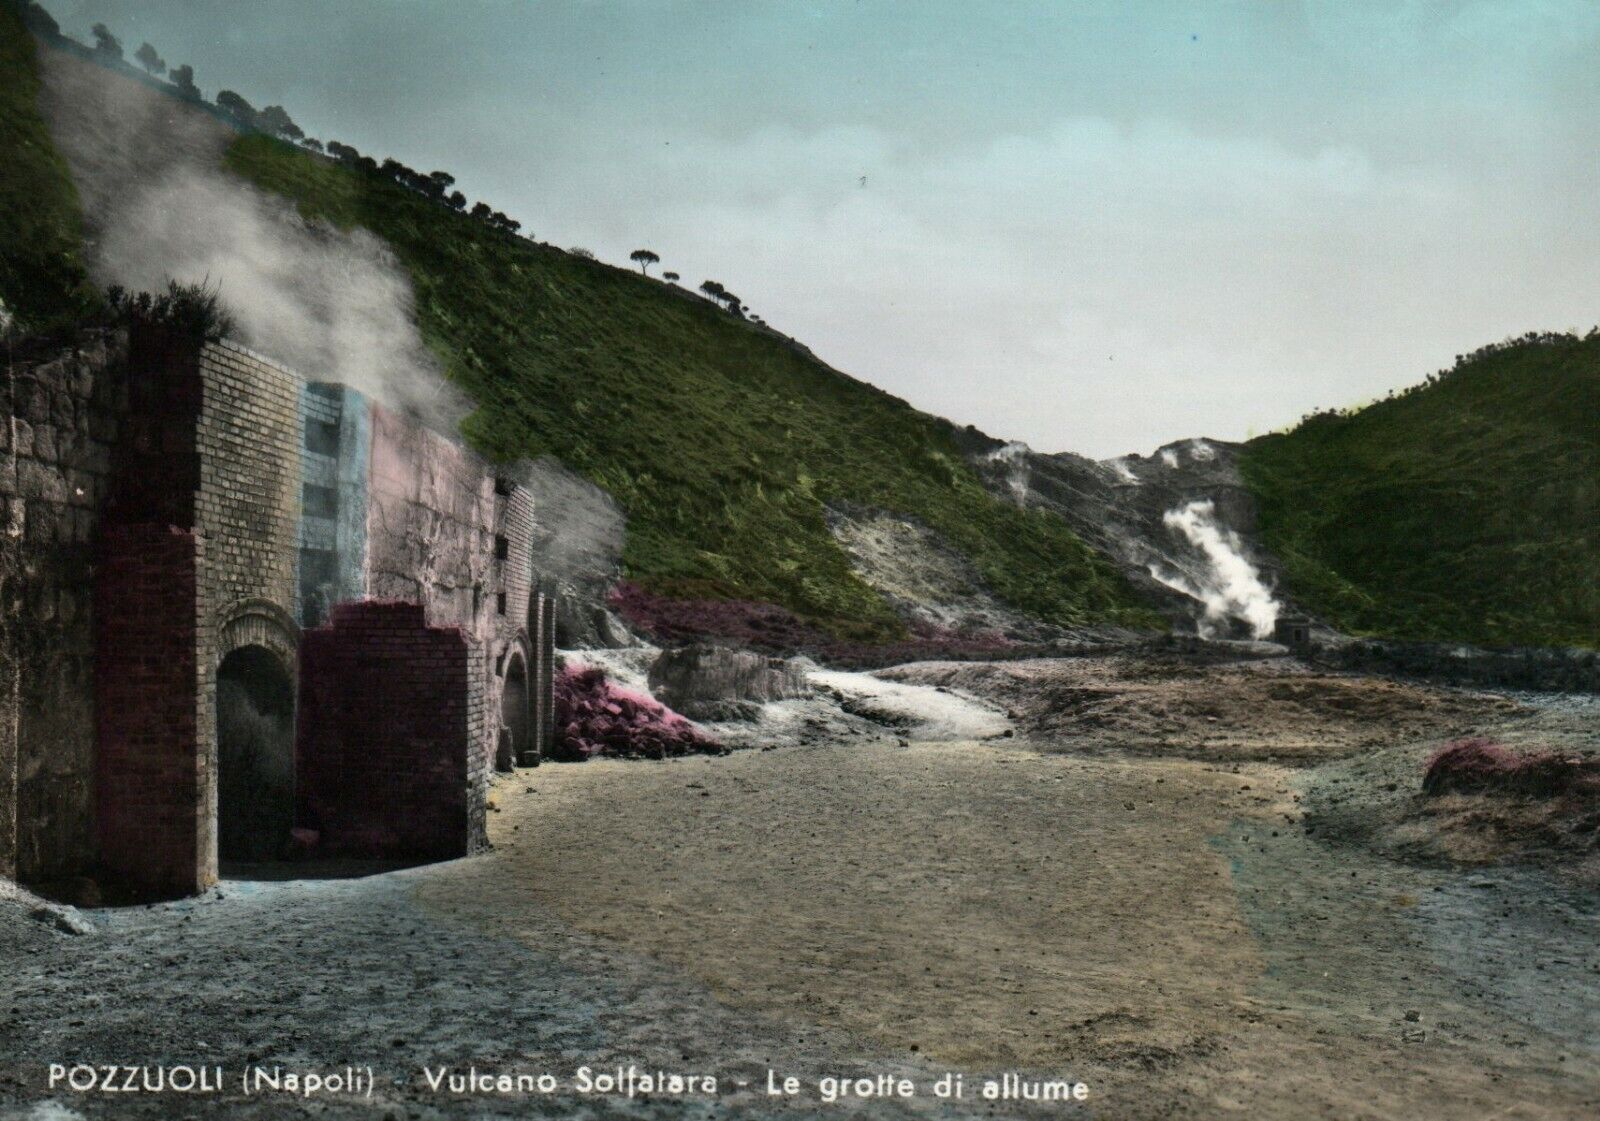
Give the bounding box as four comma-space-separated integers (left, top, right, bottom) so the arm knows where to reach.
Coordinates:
94, 525, 206, 897
498, 486, 535, 650
367, 404, 536, 772
296, 601, 488, 858
1, 332, 128, 883
192, 342, 304, 875
195, 341, 302, 626
533, 592, 557, 761
4, 330, 545, 893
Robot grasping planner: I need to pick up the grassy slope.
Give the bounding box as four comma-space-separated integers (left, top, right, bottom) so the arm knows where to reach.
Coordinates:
0, 6, 96, 330
226, 134, 1157, 640
1240, 334, 1600, 649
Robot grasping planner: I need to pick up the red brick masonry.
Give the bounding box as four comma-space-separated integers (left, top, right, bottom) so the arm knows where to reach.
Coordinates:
296, 601, 488, 859
94, 524, 208, 897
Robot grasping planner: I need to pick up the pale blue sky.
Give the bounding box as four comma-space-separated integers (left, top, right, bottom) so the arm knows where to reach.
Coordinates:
44, 1, 1600, 455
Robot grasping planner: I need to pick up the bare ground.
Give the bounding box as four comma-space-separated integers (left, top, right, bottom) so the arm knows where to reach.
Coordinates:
2, 654, 1595, 1119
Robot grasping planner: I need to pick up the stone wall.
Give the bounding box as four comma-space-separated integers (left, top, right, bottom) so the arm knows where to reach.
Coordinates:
367, 403, 534, 767
533, 592, 557, 762
192, 341, 304, 876
1, 332, 127, 884
4, 330, 545, 893
94, 525, 206, 897
296, 601, 488, 858
195, 341, 303, 625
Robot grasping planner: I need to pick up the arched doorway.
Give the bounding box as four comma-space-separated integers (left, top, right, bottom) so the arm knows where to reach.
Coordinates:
217, 645, 295, 861
500, 650, 530, 770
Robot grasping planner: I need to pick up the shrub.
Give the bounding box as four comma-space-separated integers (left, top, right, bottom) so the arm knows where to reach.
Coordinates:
553, 662, 720, 760
1423, 738, 1600, 799
106, 278, 236, 342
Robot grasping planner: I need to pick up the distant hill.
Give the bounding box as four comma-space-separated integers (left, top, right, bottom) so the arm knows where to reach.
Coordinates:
7, 3, 1592, 654
0, 2, 94, 329
1240, 333, 1599, 649
0, 8, 1156, 644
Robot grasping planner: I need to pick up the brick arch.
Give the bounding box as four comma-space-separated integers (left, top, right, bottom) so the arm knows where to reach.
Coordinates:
496, 632, 534, 768
496, 630, 533, 679
215, 599, 299, 675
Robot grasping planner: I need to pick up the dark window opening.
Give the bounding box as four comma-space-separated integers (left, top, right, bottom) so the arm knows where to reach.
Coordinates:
496, 592, 508, 616
302, 483, 338, 518
304, 419, 340, 457
494, 534, 510, 560
299, 547, 338, 627
494, 477, 514, 496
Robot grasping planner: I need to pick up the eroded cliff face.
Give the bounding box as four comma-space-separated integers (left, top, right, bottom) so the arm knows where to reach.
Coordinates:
966, 436, 1289, 640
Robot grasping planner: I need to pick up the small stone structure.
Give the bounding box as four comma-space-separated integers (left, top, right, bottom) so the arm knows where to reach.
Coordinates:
1273, 614, 1312, 651
1, 329, 557, 895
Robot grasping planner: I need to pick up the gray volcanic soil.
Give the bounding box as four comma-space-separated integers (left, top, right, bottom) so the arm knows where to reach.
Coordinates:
2, 656, 1596, 1120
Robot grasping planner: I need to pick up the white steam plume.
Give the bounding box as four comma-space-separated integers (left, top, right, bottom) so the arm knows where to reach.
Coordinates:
983, 440, 1032, 506
1151, 499, 1279, 638
1159, 448, 1180, 468
36, 47, 464, 428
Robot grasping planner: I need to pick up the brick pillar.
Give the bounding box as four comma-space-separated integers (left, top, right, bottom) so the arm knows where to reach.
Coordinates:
94, 525, 210, 897
0, 624, 17, 881
297, 602, 487, 859
534, 593, 557, 761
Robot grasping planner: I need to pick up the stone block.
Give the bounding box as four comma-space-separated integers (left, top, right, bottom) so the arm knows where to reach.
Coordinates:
15, 378, 49, 424
16, 461, 67, 503
32, 425, 56, 464
51, 390, 75, 428
24, 502, 58, 545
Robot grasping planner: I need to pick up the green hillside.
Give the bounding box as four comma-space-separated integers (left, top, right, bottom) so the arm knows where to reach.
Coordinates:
0, 3, 95, 330
223, 134, 1158, 640
1241, 333, 1600, 649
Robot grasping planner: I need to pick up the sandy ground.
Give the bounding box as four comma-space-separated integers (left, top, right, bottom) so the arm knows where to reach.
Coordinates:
2, 655, 1595, 1119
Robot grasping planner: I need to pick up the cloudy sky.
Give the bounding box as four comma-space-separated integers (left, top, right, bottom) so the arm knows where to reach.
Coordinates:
44, 0, 1600, 457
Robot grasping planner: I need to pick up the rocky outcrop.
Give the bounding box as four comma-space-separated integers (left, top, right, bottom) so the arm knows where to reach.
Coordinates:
824, 505, 1059, 642
648, 644, 812, 721
968, 437, 1291, 639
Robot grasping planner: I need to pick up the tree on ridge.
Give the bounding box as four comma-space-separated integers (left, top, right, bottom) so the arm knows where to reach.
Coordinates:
134, 41, 165, 76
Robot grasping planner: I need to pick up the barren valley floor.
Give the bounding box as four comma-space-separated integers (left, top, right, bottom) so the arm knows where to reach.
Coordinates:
2, 659, 1596, 1119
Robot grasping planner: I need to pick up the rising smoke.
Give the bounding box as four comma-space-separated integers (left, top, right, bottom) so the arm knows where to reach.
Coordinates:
36, 47, 465, 428
1150, 499, 1279, 639
1107, 457, 1141, 484
983, 441, 1032, 506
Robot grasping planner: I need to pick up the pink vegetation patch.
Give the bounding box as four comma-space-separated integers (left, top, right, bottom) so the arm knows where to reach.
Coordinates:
609, 581, 1017, 668
554, 663, 721, 760
1423, 738, 1600, 799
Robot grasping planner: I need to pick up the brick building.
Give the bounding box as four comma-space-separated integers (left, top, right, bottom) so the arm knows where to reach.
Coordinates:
1, 330, 556, 897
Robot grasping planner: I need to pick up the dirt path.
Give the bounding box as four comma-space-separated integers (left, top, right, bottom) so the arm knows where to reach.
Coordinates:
2, 661, 1595, 1119
437, 727, 1597, 1119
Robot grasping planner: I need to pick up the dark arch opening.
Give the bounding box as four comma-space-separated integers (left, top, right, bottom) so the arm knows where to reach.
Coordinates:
500, 651, 530, 770
217, 645, 295, 862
